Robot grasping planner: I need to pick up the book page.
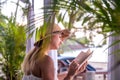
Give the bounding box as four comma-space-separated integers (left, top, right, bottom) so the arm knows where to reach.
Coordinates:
73, 49, 93, 68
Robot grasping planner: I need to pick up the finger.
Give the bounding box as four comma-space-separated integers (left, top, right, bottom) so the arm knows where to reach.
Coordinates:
70, 61, 79, 70
78, 63, 87, 72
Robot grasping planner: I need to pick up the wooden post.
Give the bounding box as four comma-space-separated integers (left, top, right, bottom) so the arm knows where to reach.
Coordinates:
108, 33, 120, 80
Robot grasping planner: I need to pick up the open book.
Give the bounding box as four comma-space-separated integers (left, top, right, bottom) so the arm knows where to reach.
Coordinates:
73, 49, 93, 68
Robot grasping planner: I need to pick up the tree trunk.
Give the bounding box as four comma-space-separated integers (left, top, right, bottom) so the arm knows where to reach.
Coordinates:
44, 0, 58, 80
26, 0, 35, 53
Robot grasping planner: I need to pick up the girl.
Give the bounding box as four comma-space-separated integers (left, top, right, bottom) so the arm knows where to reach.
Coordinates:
22, 24, 86, 80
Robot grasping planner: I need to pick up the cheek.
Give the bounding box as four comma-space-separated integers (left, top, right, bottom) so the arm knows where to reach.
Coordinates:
51, 35, 62, 49
53, 35, 61, 42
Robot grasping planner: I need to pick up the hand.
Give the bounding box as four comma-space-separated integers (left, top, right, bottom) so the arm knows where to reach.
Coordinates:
67, 61, 79, 76
78, 61, 87, 73
61, 29, 70, 39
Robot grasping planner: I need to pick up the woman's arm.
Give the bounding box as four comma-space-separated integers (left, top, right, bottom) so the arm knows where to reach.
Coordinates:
41, 56, 54, 80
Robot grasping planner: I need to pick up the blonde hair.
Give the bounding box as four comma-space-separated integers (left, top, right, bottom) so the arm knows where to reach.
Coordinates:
22, 24, 61, 74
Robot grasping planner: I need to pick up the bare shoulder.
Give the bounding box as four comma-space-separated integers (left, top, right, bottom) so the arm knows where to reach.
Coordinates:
40, 55, 54, 68
44, 55, 53, 64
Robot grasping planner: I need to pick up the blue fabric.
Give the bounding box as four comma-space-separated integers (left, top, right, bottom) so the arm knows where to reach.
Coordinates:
86, 64, 96, 71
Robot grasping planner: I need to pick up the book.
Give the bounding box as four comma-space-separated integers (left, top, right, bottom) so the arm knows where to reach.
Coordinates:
73, 49, 93, 68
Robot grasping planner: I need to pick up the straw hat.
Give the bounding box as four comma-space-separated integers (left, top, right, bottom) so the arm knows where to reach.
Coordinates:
34, 24, 70, 47
52, 24, 71, 38
52, 24, 62, 32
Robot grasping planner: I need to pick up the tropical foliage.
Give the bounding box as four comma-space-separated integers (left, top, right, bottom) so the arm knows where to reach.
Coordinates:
19, 0, 120, 46
0, 14, 26, 80
0, 0, 120, 79
0, 0, 26, 79
41, 0, 119, 47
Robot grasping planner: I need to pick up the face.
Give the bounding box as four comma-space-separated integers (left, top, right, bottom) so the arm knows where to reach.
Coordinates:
49, 29, 70, 50
50, 31, 63, 50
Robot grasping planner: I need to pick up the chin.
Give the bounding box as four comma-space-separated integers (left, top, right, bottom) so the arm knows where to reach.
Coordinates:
50, 44, 60, 50
52, 46, 59, 50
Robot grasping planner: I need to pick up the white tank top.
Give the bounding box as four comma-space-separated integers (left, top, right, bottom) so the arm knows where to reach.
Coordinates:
22, 74, 42, 80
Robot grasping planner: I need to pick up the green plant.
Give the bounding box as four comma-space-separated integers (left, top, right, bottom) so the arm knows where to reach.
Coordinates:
0, 15, 26, 80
